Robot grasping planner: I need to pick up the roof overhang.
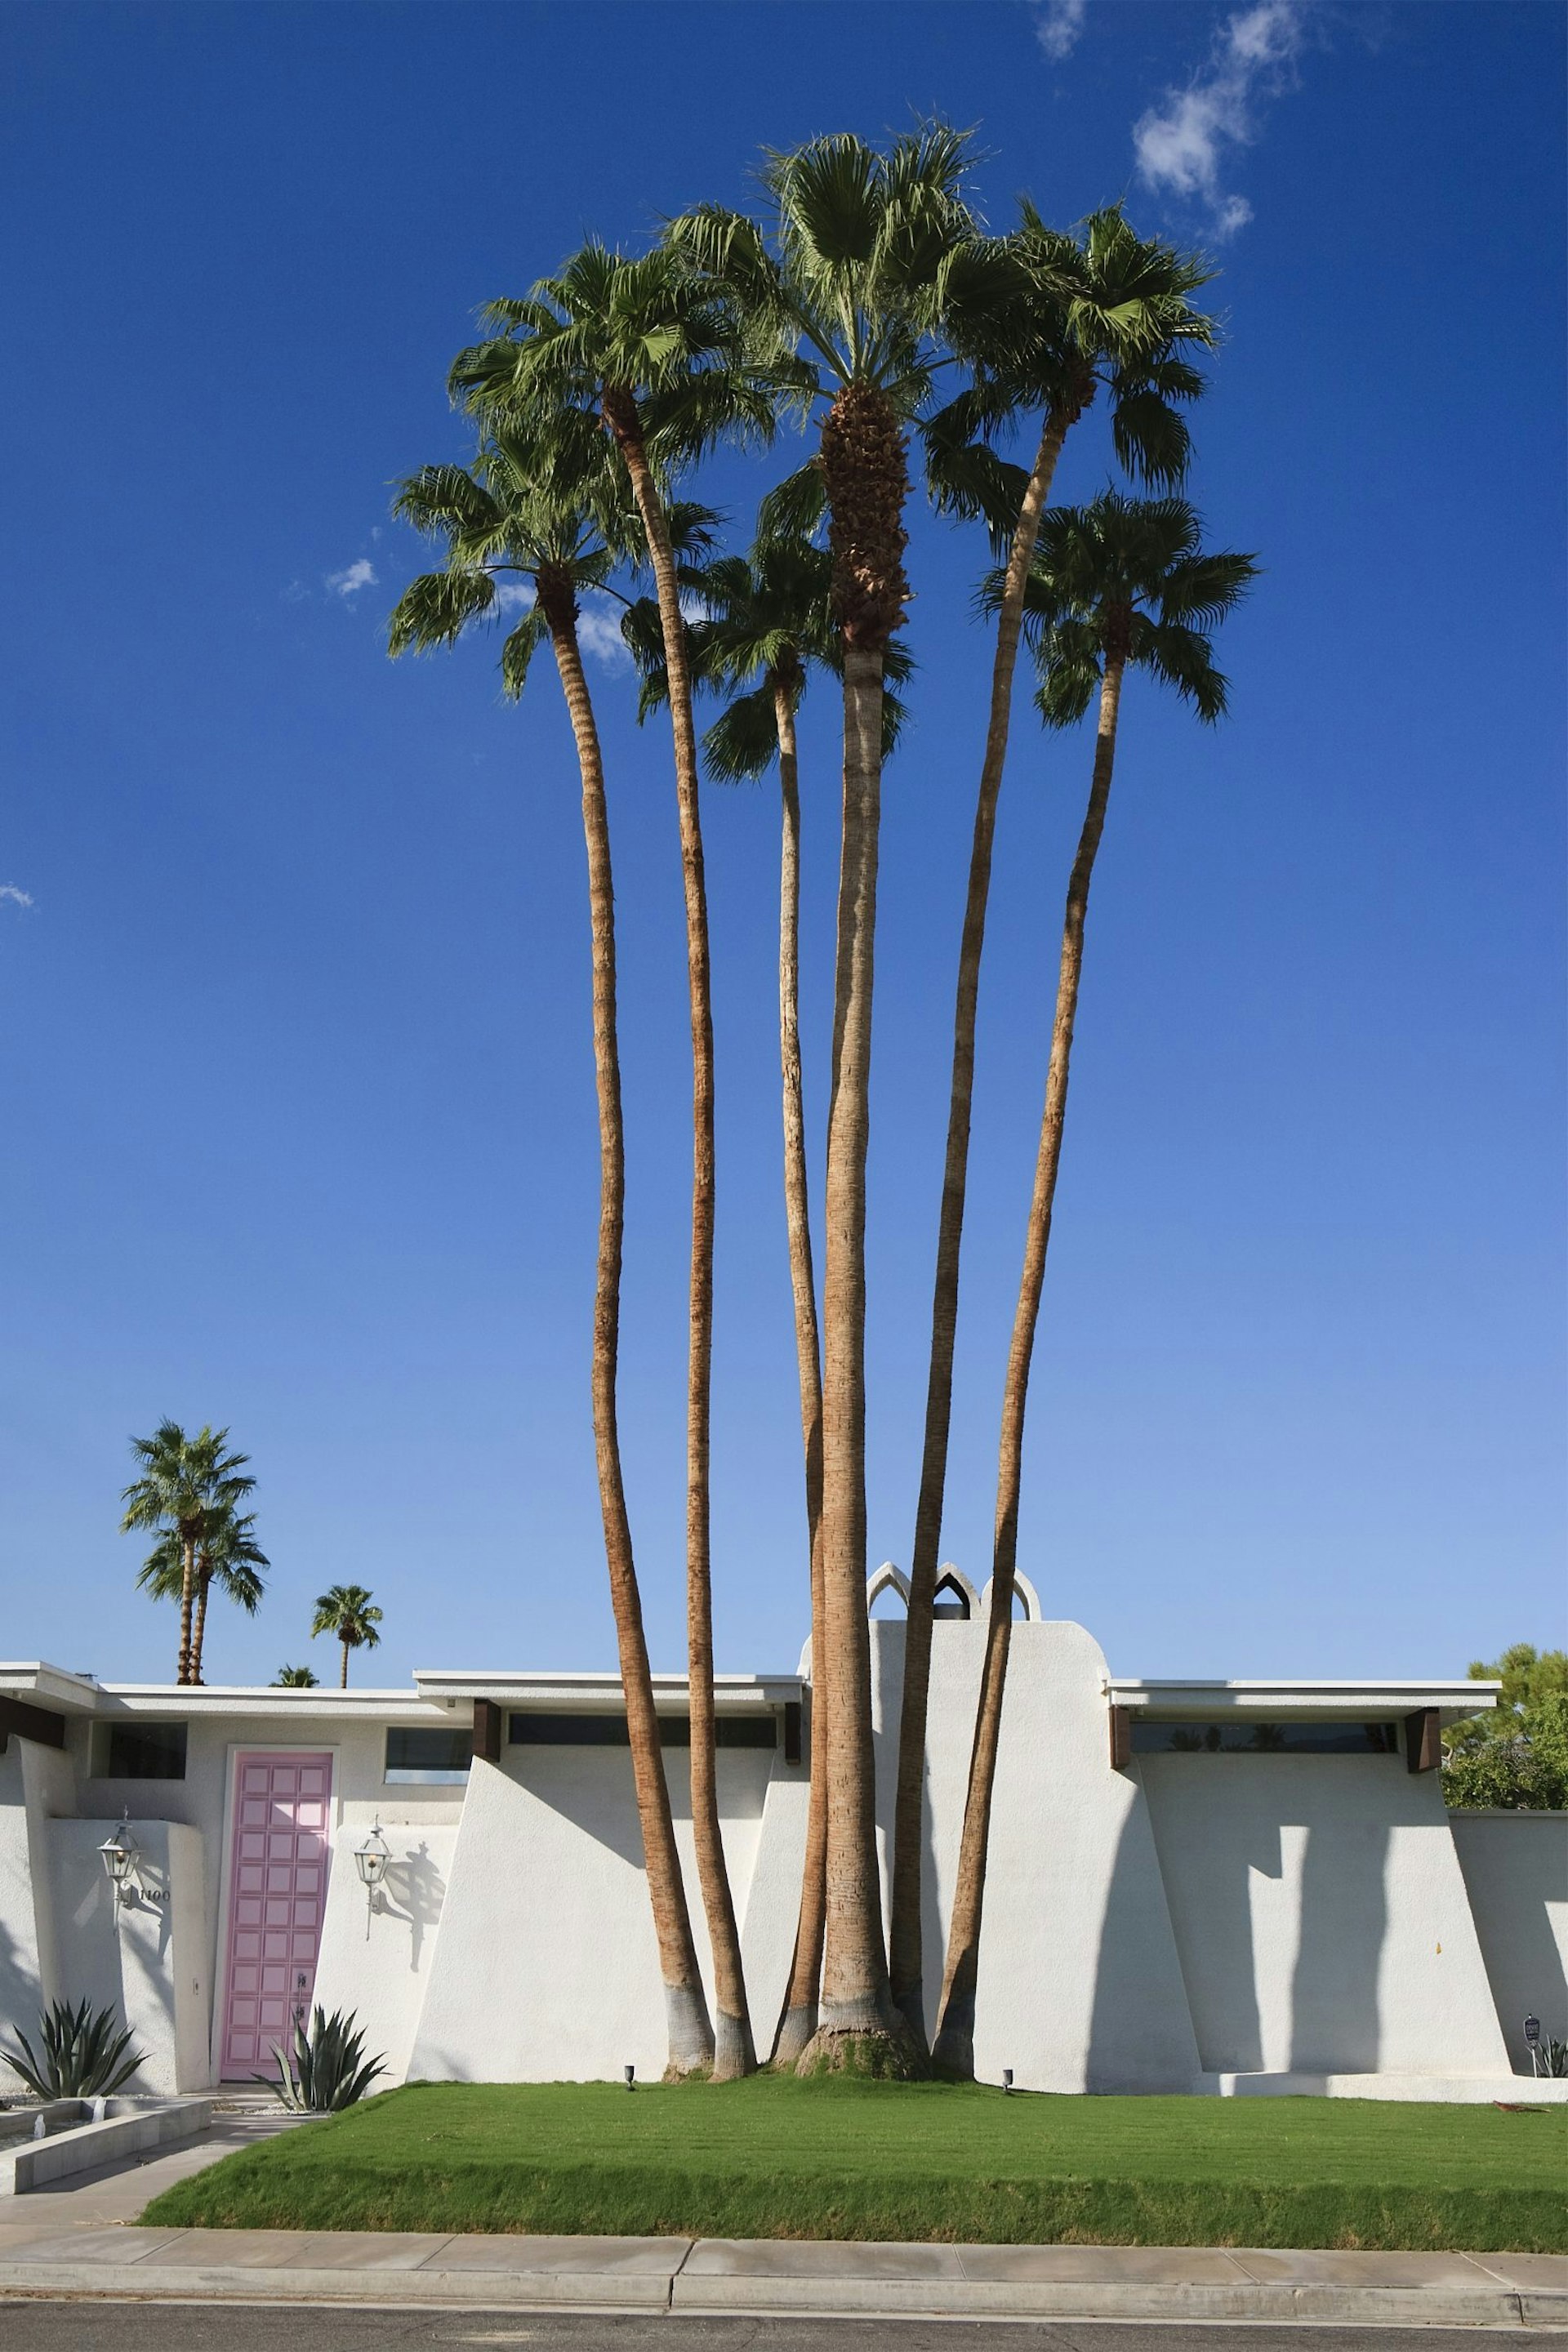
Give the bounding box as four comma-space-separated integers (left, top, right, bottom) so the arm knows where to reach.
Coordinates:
1105, 1677, 1499, 1730
413, 1668, 804, 1713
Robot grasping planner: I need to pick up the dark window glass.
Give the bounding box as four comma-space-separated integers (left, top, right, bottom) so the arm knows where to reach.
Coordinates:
105, 1722, 187, 1779
507, 1712, 776, 1750
385, 1727, 472, 1781
1131, 1720, 1401, 1755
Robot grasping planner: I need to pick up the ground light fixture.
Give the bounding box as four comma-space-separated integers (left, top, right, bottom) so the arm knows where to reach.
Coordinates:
1003, 2069, 1014, 2093
624, 2065, 635, 2090
98, 1816, 140, 1907
353, 1820, 392, 1936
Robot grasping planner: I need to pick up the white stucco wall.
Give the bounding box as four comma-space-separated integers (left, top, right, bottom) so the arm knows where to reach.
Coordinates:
1140, 1752, 1508, 2078
0, 1737, 66, 2034
408, 1743, 783, 2083
871, 1619, 1200, 2091
314, 1820, 461, 2086
1448, 1809, 1568, 2071
45, 1819, 207, 2094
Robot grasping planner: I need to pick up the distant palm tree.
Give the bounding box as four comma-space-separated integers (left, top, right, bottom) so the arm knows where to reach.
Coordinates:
931, 492, 1256, 2077
120, 1422, 255, 1684
274, 1664, 318, 1688
137, 1506, 268, 1684
310, 1585, 383, 1689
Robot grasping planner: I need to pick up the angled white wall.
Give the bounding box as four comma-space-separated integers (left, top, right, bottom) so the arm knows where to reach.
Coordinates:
1448, 1808, 1568, 2070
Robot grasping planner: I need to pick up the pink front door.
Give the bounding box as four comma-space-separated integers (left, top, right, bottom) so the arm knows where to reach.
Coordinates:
220, 1752, 333, 2078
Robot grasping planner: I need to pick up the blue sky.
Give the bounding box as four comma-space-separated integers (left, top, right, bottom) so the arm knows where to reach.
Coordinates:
2, 1, 1561, 1690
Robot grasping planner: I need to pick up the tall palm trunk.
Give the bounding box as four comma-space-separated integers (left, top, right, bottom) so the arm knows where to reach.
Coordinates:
189, 1557, 212, 1686
545, 574, 716, 2077
340, 1637, 350, 1690
932, 648, 1125, 2078
176, 1527, 198, 1685
770, 674, 828, 2065
804, 381, 919, 2069
601, 390, 755, 2079
889, 408, 1074, 2042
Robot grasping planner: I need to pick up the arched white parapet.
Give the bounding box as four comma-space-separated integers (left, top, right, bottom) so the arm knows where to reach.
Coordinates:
866, 1561, 911, 1615
980, 1570, 1042, 1623
933, 1562, 981, 1619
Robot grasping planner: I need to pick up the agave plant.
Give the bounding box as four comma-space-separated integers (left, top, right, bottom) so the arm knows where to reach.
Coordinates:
257, 2005, 385, 2112
0, 1998, 144, 2098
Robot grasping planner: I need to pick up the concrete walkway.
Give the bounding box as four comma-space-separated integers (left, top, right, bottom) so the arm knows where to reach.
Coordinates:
0, 2120, 1564, 2329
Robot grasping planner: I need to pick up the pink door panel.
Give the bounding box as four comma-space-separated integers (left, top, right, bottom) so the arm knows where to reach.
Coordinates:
221, 1752, 333, 2078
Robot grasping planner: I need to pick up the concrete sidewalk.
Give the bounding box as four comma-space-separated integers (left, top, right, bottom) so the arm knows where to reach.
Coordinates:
0, 2121, 1564, 2330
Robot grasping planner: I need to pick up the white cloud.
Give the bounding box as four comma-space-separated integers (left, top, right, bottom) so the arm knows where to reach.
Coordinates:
1036, 0, 1087, 61
492, 581, 534, 616
0, 884, 33, 908
324, 557, 378, 599
576, 601, 631, 671
1134, 0, 1305, 237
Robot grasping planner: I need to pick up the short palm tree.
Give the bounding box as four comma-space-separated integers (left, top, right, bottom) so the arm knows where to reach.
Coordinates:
891, 203, 1216, 2047
450, 248, 773, 2081
388, 419, 720, 2079
274, 1664, 318, 1688
120, 1422, 255, 1685
310, 1584, 383, 1688
670, 124, 997, 2073
137, 1504, 268, 1685
931, 493, 1256, 2076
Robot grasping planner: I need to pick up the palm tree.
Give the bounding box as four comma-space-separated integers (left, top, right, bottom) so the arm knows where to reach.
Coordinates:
450, 246, 773, 2081
120, 1422, 255, 1685
310, 1584, 383, 1688
930, 493, 1256, 2076
388, 421, 719, 2079
889, 206, 1216, 2046
137, 1505, 268, 1685
669, 127, 996, 2069
274, 1664, 318, 1688
630, 539, 909, 2061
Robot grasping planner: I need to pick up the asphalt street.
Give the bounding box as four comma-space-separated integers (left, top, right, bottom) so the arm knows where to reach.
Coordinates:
0, 2308, 1561, 2350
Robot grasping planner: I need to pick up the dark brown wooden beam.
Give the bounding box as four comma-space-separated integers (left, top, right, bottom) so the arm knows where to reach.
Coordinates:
471, 1698, 503, 1766
1109, 1705, 1133, 1771
0, 1696, 67, 1750
1405, 1706, 1441, 1774
783, 1702, 803, 1767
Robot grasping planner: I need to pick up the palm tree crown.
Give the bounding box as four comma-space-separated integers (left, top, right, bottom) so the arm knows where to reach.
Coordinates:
274, 1664, 318, 1688
1017, 491, 1258, 718
310, 1584, 382, 1688
120, 1422, 256, 1685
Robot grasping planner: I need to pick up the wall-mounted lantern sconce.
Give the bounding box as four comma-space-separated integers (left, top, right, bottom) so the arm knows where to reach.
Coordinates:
353, 1820, 391, 1937
98, 1816, 140, 1908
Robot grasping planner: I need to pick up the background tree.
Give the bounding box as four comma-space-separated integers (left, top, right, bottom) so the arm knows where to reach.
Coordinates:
890, 204, 1214, 2046
452, 252, 773, 2078
932, 492, 1256, 2076
120, 1422, 255, 1685
388, 423, 721, 2078
1443, 1645, 1568, 1811
274, 1664, 319, 1688
311, 1584, 383, 1688
137, 1505, 268, 1685
670, 124, 993, 2072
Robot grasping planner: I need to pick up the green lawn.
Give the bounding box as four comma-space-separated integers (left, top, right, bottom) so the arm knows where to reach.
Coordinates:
142, 2076, 1568, 2251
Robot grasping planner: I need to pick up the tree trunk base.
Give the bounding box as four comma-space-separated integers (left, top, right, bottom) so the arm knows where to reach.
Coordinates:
770, 2002, 818, 2068
662, 1980, 715, 2078
795, 2019, 929, 2080
889, 1979, 932, 2057
711, 2010, 757, 2082
930, 1996, 976, 2080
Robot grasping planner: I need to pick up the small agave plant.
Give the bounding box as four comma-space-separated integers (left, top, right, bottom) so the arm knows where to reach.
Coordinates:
258, 2005, 386, 2113
0, 1998, 144, 2099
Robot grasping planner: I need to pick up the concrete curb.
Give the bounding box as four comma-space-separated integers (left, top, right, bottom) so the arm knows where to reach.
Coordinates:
0, 2100, 215, 2196
1, 2230, 1566, 2326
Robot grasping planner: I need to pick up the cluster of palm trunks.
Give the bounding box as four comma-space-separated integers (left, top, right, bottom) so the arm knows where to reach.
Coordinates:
389, 127, 1256, 2082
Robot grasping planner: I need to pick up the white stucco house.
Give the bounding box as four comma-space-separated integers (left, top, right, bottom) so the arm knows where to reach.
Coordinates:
2, 1573, 1564, 2103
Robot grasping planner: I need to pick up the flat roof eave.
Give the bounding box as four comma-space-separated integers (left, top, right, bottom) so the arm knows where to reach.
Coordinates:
1106, 1676, 1499, 1724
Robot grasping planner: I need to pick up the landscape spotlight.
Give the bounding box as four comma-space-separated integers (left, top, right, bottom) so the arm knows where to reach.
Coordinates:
624, 2065, 635, 2091
1002, 2069, 1014, 2094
